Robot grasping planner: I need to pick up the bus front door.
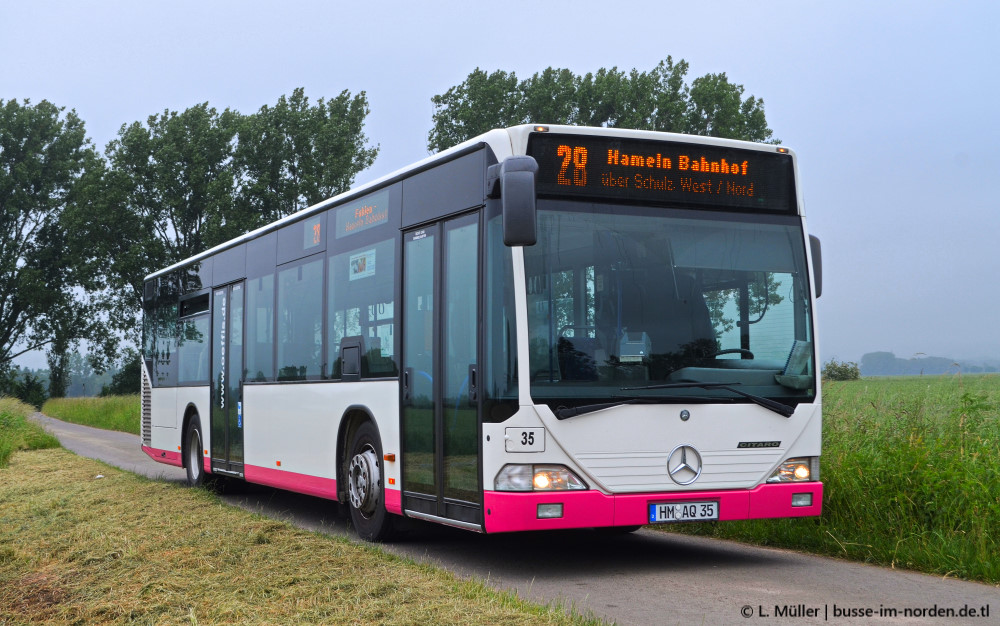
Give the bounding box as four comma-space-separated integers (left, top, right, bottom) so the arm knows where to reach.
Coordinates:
211, 281, 244, 476
401, 212, 482, 529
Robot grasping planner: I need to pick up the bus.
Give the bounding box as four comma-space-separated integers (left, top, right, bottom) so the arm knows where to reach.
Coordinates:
141, 124, 823, 541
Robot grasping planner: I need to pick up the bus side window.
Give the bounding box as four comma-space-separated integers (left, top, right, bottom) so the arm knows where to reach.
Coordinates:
328, 237, 397, 379
246, 274, 275, 382
277, 257, 324, 381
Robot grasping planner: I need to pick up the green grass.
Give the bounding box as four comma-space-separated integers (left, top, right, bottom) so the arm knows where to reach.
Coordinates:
0, 449, 601, 625
41, 395, 140, 435
665, 374, 1000, 584
0, 397, 60, 468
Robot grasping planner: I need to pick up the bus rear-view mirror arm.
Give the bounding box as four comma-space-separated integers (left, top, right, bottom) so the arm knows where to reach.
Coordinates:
488, 155, 538, 247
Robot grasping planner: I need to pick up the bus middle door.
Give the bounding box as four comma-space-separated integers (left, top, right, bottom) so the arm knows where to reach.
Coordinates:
211, 281, 245, 477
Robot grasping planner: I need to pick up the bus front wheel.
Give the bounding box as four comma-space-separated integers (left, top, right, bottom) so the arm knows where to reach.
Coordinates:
346, 421, 395, 541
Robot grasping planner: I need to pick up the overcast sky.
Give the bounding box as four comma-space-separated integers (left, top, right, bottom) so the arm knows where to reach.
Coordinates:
3, 0, 998, 366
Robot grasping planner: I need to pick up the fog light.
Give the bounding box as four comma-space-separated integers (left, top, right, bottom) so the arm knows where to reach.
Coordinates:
537, 503, 563, 519
791, 493, 813, 507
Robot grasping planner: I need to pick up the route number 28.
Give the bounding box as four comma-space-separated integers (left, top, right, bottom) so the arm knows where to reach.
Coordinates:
557, 145, 588, 187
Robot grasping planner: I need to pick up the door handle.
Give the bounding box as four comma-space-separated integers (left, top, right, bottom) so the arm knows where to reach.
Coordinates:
403, 367, 412, 402
468, 364, 478, 403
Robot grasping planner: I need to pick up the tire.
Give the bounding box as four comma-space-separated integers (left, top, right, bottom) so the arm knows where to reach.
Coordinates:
184, 415, 207, 487
346, 421, 395, 541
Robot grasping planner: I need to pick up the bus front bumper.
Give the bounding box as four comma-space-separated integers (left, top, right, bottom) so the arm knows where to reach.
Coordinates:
482, 482, 822, 533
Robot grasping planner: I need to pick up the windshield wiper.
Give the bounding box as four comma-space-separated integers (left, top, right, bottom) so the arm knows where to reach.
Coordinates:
554, 399, 645, 420
620, 381, 795, 418
554, 394, 725, 420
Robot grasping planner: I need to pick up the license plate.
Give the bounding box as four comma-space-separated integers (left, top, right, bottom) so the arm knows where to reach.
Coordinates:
649, 501, 719, 523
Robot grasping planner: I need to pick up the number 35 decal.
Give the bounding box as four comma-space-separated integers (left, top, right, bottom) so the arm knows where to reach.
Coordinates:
505, 427, 545, 452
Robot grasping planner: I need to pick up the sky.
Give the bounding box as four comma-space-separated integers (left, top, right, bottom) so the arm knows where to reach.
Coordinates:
3, 0, 999, 367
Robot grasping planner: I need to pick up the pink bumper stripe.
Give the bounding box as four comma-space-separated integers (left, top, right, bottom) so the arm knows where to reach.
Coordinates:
142, 445, 183, 468
484, 482, 823, 533
385, 488, 402, 515
244, 464, 338, 500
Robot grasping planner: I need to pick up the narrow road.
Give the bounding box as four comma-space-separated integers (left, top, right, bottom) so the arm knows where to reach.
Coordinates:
31, 414, 999, 625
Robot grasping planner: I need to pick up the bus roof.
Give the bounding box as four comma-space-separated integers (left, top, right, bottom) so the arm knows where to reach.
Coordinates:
145, 125, 794, 281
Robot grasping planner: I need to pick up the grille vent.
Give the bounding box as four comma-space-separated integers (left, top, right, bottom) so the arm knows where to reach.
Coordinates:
141, 361, 152, 446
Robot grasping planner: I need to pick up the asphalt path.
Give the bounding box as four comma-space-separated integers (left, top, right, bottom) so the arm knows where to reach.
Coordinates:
30, 413, 999, 625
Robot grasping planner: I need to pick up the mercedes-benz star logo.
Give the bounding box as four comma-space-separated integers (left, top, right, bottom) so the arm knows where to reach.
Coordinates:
667, 444, 702, 485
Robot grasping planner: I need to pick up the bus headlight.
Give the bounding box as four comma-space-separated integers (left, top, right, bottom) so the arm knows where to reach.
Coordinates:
495, 464, 588, 491
766, 457, 819, 483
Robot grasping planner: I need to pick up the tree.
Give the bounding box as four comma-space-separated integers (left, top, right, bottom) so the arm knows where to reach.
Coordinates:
0, 99, 101, 380
428, 70, 521, 155
685, 72, 772, 142
822, 359, 861, 381
80, 89, 378, 354
100, 348, 140, 396
5, 367, 48, 409
428, 56, 776, 152
218, 88, 378, 245
46, 338, 70, 398
104, 103, 239, 296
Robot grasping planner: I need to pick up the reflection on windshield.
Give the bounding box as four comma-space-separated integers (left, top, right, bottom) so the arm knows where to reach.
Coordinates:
524, 201, 815, 408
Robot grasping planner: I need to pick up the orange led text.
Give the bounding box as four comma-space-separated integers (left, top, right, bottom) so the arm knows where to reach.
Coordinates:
678, 155, 748, 175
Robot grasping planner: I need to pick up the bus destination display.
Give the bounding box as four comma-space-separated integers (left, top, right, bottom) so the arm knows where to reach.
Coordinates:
527, 133, 795, 213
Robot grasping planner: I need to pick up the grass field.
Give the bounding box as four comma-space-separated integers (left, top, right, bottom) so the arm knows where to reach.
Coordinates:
668, 374, 1000, 584
0, 449, 598, 625
41, 395, 140, 435
0, 397, 59, 468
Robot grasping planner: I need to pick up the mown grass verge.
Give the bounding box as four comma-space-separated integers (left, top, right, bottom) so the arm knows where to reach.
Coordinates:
664, 374, 1000, 584
41, 395, 140, 435
0, 397, 60, 468
0, 448, 600, 625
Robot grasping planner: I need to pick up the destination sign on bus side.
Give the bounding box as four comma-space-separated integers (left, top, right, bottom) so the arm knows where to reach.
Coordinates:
527, 134, 795, 213
335, 189, 390, 238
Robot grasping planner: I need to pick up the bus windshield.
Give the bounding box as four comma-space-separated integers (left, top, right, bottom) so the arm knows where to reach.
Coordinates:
524, 199, 815, 411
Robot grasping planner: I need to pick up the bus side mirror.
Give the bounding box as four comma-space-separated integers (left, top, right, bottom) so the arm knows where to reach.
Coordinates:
809, 235, 822, 299
488, 156, 538, 247
143, 280, 156, 306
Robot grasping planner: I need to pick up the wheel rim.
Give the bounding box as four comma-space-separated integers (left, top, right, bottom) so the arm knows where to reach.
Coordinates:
188, 428, 202, 481
348, 444, 381, 516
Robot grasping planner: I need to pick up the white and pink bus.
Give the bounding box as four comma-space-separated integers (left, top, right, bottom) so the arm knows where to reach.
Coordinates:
141, 124, 823, 541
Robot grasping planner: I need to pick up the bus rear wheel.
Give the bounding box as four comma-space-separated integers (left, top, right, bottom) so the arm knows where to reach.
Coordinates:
184, 415, 206, 487
346, 421, 395, 542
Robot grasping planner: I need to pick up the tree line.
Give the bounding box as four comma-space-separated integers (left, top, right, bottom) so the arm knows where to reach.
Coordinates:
1, 57, 775, 403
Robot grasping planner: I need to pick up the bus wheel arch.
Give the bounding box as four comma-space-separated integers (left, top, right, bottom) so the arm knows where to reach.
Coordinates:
337, 409, 395, 541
